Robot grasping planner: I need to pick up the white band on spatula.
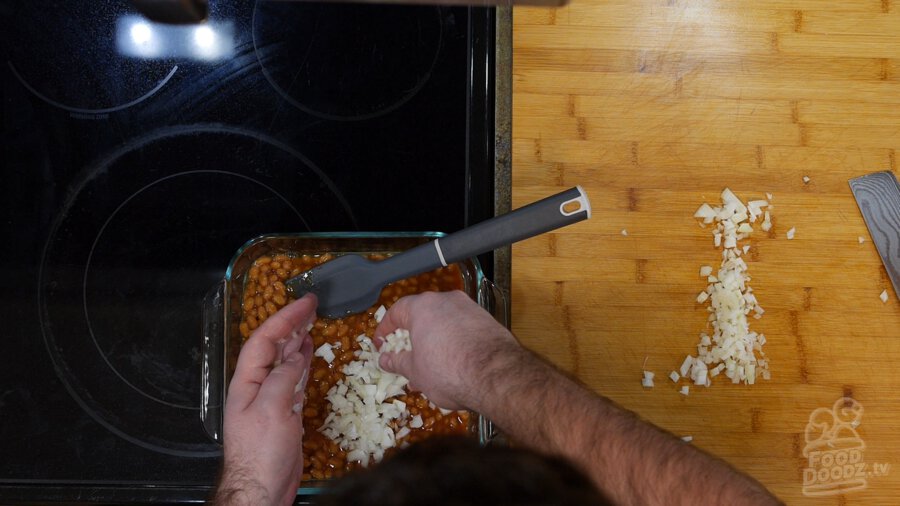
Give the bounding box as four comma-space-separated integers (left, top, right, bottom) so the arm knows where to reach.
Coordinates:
433, 239, 448, 267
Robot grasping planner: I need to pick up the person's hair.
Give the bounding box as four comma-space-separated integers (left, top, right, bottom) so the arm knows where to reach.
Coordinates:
315, 436, 613, 505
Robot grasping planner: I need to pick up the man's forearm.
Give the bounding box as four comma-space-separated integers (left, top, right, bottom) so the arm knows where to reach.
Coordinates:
214, 464, 271, 506
472, 349, 782, 506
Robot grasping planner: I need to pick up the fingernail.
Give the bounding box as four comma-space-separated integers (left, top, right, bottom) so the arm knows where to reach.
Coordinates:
286, 351, 302, 363
304, 314, 317, 332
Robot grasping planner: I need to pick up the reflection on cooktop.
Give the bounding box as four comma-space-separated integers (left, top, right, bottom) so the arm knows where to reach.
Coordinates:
253, 1, 443, 120
2, 0, 178, 113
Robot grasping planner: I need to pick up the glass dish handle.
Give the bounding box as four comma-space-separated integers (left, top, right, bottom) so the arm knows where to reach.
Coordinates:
201, 281, 225, 445
477, 277, 509, 446
478, 277, 509, 328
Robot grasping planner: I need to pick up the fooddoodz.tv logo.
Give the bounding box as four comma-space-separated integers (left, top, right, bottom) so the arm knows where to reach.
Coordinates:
802, 397, 890, 496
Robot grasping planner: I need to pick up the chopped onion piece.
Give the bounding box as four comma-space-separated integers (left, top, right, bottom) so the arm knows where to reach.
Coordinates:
374, 305, 387, 323
694, 203, 717, 222
880, 290, 889, 303
641, 371, 655, 388
786, 227, 796, 240
681, 435, 693, 443
621, 229, 628, 236
315, 343, 336, 364
803, 175, 810, 184
858, 236, 866, 244
699, 265, 713, 277
680, 385, 690, 396
679, 355, 693, 377
669, 371, 680, 382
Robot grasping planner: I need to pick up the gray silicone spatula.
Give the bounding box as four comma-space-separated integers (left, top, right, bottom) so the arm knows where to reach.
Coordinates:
286, 186, 591, 318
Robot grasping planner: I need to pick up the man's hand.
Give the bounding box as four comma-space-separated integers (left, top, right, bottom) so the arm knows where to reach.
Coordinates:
375, 290, 781, 506
215, 294, 317, 506
374, 290, 522, 411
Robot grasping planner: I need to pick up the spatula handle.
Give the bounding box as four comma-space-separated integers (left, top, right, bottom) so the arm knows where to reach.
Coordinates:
375, 186, 591, 285
438, 185, 591, 264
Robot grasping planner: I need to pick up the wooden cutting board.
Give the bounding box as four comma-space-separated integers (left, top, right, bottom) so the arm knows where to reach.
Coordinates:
511, 1, 900, 503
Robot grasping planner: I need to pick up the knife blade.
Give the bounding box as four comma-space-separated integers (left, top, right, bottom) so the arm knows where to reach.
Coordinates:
849, 171, 900, 298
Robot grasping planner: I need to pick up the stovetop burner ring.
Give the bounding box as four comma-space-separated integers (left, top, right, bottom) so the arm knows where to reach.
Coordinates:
37, 124, 356, 457
251, 1, 444, 121
82, 169, 306, 410
7, 61, 178, 115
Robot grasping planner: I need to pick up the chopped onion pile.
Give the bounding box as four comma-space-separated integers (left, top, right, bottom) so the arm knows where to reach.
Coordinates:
683, 188, 772, 388
318, 328, 415, 467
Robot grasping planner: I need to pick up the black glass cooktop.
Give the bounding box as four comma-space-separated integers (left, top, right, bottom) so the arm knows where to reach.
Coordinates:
0, 0, 495, 502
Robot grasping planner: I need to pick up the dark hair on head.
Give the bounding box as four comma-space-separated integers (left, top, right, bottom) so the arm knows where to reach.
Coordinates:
314, 436, 613, 505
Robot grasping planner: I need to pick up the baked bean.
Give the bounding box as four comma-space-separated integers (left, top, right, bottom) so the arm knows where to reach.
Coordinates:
239, 253, 470, 482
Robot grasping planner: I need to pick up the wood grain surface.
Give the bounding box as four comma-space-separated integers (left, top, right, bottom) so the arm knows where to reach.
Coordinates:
511, 1, 900, 503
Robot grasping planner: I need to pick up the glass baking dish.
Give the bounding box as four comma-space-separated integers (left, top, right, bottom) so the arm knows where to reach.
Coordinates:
200, 232, 505, 494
